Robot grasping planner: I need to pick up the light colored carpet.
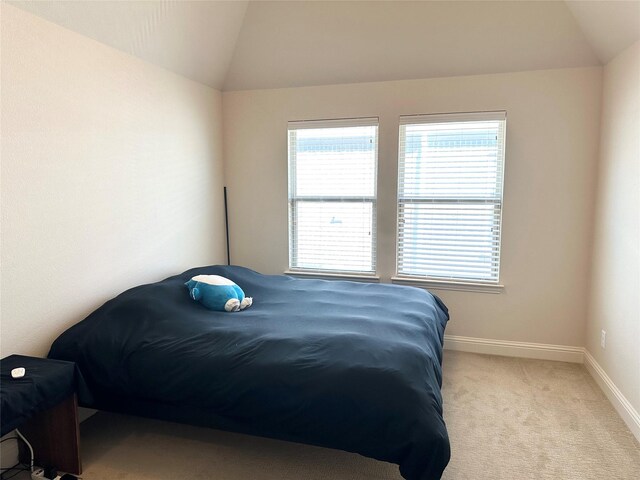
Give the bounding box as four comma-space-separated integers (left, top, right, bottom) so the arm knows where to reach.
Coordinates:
442, 352, 639, 479
21, 351, 640, 479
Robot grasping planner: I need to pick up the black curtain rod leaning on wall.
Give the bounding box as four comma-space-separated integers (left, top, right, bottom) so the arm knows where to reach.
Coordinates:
224, 186, 231, 265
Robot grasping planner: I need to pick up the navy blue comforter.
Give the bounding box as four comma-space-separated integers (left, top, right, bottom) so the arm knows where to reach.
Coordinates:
49, 266, 450, 479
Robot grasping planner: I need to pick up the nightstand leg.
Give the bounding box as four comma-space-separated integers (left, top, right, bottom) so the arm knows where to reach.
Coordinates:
18, 393, 82, 475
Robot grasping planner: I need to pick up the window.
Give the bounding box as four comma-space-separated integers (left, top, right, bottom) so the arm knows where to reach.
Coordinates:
396, 111, 506, 284
288, 118, 378, 275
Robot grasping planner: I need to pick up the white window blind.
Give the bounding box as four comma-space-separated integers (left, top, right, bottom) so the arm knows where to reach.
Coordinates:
397, 111, 506, 283
288, 118, 378, 274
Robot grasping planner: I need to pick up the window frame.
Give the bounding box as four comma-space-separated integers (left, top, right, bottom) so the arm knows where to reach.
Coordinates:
287, 117, 379, 277
393, 111, 507, 291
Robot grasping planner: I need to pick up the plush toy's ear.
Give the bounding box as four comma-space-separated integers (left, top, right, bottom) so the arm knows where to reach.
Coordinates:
190, 287, 202, 301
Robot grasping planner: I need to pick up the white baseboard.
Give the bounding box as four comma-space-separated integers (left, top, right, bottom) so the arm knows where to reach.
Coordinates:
444, 334, 584, 363
583, 350, 640, 441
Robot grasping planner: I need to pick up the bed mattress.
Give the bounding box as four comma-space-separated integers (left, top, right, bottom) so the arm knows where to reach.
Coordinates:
49, 265, 450, 479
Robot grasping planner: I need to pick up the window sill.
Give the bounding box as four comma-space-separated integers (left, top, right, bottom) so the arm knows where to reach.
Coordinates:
391, 276, 504, 294
285, 270, 380, 283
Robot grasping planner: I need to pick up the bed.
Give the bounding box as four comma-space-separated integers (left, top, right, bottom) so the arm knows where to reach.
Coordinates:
48, 265, 450, 480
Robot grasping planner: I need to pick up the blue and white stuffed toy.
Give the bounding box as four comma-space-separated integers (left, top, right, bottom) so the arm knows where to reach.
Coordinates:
185, 275, 253, 312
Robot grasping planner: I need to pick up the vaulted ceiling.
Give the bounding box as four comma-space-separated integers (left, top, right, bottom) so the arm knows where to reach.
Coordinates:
7, 1, 640, 91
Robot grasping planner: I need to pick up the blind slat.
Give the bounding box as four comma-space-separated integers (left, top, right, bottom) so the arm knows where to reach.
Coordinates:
397, 113, 506, 283
289, 119, 378, 274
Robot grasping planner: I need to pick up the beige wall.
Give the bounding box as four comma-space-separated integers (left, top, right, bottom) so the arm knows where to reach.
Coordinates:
586, 41, 640, 412
223, 67, 602, 347
0, 5, 227, 357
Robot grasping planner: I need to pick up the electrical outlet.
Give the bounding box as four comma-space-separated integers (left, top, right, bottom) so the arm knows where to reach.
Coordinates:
601, 330, 606, 349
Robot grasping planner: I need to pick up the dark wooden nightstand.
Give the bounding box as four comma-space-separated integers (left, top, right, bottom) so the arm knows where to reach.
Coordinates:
1, 355, 82, 475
